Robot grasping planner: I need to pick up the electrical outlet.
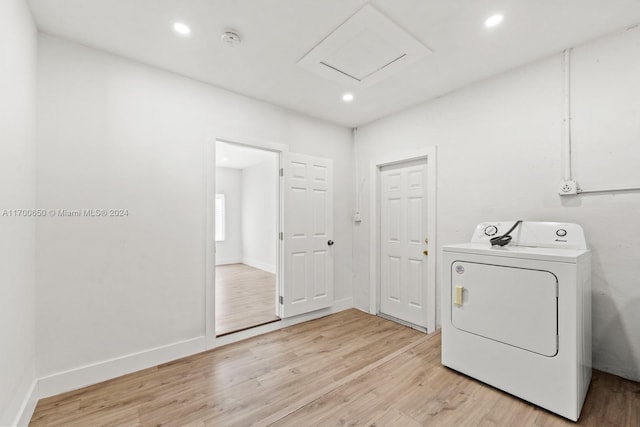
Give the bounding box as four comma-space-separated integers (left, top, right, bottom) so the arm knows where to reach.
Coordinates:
559, 180, 578, 195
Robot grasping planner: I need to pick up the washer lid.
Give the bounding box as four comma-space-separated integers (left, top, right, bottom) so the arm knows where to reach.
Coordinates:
443, 242, 589, 263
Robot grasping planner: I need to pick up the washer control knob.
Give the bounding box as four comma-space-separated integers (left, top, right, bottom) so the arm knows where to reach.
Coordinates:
556, 229, 567, 237
484, 225, 498, 236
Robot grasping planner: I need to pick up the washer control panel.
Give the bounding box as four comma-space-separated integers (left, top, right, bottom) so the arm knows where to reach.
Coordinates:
471, 221, 587, 249
484, 225, 499, 236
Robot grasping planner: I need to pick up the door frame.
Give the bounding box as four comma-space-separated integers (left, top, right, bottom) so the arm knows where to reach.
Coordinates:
205, 135, 288, 348
369, 147, 437, 332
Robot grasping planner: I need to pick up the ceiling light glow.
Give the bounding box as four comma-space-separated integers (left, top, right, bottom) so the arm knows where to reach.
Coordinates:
484, 14, 503, 28
342, 92, 354, 103
173, 22, 191, 35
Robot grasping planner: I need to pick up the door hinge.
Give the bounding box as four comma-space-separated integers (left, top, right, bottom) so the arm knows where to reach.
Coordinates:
279, 295, 284, 304
279, 231, 283, 240
280, 168, 283, 177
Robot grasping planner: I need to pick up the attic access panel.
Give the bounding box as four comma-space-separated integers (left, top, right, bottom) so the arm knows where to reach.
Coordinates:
297, 4, 432, 88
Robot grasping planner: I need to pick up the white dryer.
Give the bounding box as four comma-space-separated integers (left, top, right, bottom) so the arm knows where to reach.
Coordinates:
441, 221, 591, 421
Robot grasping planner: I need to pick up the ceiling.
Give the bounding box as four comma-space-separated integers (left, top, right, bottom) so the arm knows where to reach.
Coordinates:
27, 0, 640, 128
216, 141, 277, 170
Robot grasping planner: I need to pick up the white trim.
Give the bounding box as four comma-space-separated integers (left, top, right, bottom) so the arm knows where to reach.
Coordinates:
215, 193, 226, 242
206, 135, 288, 347
215, 257, 243, 266
216, 135, 289, 154
242, 257, 277, 274
205, 136, 216, 348
597, 365, 640, 382
38, 337, 207, 399
369, 147, 437, 333
277, 150, 286, 318
377, 312, 427, 334
29, 298, 353, 416
11, 378, 38, 427
211, 297, 353, 347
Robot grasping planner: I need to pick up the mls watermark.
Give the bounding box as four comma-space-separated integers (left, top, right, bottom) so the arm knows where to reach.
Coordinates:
1, 209, 129, 217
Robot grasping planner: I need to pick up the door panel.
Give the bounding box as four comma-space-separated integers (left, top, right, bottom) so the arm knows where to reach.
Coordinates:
407, 259, 422, 307
451, 261, 558, 357
313, 250, 327, 297
313, 190, 327, 235
291, 253, 306, 302
380, 160, 429, 327
283, 153, 333, 317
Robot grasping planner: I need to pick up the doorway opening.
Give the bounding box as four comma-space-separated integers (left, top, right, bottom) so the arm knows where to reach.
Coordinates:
215, 140, 281, 336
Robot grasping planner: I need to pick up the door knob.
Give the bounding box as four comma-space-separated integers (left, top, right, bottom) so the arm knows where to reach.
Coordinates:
423, 250, 428, 256
328, 240, 334, 246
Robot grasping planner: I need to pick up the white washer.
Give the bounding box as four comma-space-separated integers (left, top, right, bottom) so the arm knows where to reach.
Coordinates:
441, 221, 591, 421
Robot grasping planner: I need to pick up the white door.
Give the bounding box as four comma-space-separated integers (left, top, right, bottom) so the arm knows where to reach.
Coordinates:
282, 153, 334, 317
379, 159, 429, 327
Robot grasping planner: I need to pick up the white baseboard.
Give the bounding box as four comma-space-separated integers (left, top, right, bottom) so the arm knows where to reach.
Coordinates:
354, 306, 372, 315
35, 297, 353, 400
14, 379, 38, 427
376, 312, 427, 333
242, 257, 276, 274
215, 257, 242, 266
212, 296, 354, 347
38, 336, 206, 399
595, 363, 640, 382
4, 374, 38, 427
329, 296, 354, 313
21, 297, 354, 425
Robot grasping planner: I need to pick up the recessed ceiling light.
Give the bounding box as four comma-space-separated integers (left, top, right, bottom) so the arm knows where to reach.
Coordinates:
173, 22, 191, 35
342, 92, 354, 103
484, 14, 504, 28
223, 157, 229, 162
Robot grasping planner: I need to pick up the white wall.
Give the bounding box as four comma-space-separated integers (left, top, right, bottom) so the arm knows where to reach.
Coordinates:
0, 0, 38, 425
242, 158, 278, 273
354, 26, 640, 381
571, 27, 640, 190
215, 167, 242, 265
36, 35, 353, 386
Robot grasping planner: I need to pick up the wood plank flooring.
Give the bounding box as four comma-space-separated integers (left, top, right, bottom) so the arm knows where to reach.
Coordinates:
215, 263, 280, 336
30, 309, 640, 426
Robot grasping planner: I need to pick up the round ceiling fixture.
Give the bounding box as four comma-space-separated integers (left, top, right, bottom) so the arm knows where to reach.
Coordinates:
173, 22, 191, 36
484, 14, 504, 28
342, 92, 355, 103
221, 29, 242, 47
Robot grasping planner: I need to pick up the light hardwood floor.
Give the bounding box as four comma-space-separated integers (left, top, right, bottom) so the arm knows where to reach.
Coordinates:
30, 309, 639, 426
215, 263, 280, 336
